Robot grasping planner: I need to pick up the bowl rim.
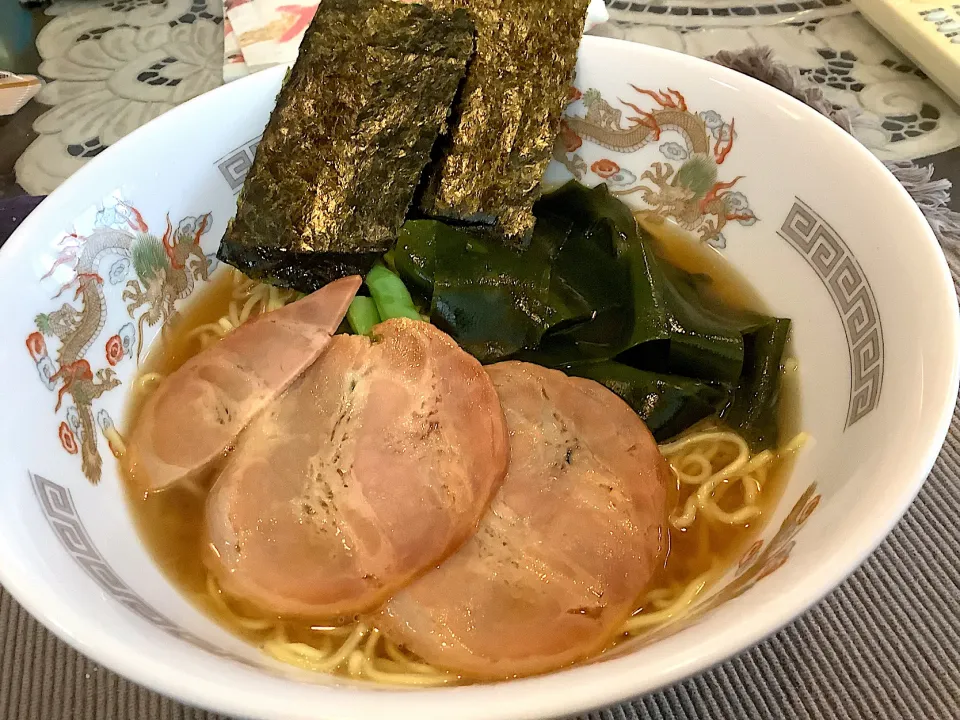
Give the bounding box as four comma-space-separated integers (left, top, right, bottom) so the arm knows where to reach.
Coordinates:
0, 35, 957, 720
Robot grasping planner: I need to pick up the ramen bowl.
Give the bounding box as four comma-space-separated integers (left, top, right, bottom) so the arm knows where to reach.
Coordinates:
0, 37, 956, 720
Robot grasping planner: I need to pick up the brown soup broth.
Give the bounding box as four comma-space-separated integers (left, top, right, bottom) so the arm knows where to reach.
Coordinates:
120, 223, 799, 672
638, 216, 798, 613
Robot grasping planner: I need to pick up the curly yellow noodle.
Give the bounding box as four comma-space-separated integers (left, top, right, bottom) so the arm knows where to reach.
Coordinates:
205, 575, 274, 632
184, 270, 299, 351
264, 624, 368, 673
623, 566, 717, 633
238, 292, 263, 324
103, 427, 127, 459
256, 618, 454, 686
661, 430, 807, 529
619, 427, 809, 638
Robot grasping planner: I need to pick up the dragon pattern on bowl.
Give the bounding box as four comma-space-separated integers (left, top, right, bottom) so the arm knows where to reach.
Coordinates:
555, 83, 757, 249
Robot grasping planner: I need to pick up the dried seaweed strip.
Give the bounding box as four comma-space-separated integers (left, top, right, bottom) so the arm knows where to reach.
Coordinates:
419, 0, 590, 240
218, 0, 475, 292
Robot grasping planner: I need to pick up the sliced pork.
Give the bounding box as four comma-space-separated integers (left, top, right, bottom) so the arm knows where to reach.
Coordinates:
127, 275, 361, 492
377, 360, 669, 678
205, 319, 509, 618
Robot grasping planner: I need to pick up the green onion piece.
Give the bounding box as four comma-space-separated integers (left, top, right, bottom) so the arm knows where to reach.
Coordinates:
366, 263, 422, 322
382, 249, 397, 273
347, 296, 381, 335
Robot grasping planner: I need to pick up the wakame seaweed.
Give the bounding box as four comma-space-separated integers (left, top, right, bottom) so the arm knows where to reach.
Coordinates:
564, 362, 729, 442
614, 262, 744, 384
394, 181, 792, 448
721, 318, 791, 450
397, 220, 553, 362
529, 184, 745, 381
217, 0, 475, 293
418, 0, 592, 240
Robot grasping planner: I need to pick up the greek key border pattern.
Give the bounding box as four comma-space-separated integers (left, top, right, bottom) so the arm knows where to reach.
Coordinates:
215, 135, 262, 193
29, 472, 261, 669
777, 199, 884, 427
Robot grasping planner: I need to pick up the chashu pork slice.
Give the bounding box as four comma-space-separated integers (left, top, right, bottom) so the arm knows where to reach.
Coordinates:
377, 360, 669, 679
204, 318, 510, 618
127, 275, 361, 492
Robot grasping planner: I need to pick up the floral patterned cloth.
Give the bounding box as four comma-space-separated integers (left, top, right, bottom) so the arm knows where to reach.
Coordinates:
15, 0, 224, 194
597, 2, 960, 162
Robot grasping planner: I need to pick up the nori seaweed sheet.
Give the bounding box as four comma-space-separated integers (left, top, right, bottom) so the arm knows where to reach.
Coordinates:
218, 0, 475, 292
418, 0, 591, 241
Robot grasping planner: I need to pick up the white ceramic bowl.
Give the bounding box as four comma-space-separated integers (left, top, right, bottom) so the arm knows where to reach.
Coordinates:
0, 37, 957, 720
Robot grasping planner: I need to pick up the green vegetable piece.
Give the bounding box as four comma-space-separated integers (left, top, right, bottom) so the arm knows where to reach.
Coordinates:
533, 183, 667, 360
664, 265, 752, 381
542, 217, 633, 353
347, 296, 381, 335
617, 263, 744, 384
614, 222, 672, 357
394, 181, 792, 447
365, 264, 421, 322
382, 248, 397, 274
538, 183, 745, 381
395, 220, 439, 294
430, 224, 552, 363
535, 180, 638, 243
527, 212, 591, 328
721, 318, 792, 451
534, 182, 791, 445
396, 219, 561, 362
565, 361, 730, 442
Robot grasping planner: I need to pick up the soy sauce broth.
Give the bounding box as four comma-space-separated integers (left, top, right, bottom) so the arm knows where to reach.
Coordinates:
634, 214, 800, 615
